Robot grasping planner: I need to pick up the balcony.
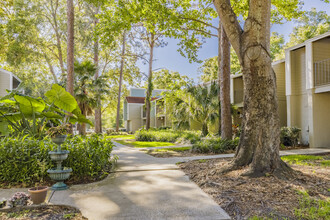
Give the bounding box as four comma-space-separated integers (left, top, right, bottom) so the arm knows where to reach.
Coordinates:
314, 58, 330, 87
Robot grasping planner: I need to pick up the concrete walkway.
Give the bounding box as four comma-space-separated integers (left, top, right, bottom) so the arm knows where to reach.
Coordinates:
48, 142, 230, 219
1, 143, 329, 220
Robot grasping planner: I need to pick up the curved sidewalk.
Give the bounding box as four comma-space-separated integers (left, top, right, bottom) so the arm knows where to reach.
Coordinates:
48, 141, 231, 220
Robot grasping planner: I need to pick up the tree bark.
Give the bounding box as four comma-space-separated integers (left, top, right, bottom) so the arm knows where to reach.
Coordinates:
145, 33, 155, 130
220, 22, 232, 140
213, 0, 289, 177
116, 32, 126, 132
94, 7, 102, 134
66, 0, 74, 95
78, 107, 86, 135
44, 54, 58, 83
52, 0, 65, 76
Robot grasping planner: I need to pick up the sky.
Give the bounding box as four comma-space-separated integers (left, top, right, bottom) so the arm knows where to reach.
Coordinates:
137, 0, 330, 83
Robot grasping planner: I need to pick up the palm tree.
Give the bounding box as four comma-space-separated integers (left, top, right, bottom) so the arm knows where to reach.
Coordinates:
74, 61, 97, 135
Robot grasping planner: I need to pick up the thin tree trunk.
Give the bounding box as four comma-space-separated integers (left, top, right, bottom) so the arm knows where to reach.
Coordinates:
94, 7, 102, 134
214, 0, 290, 177
78, 108, 86, 135
202, 122, 208, 137
44, 54, 58, 83
220, 22, 232, 140
217, 23, 221, 136
66, 0, 74, 95
145, 33, 155, 130
116, 32, 126, 132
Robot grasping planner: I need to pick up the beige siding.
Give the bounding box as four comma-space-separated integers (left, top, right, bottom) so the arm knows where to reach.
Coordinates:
233, 77, 243, 104
128, 104, 143, 132
0, 72, 11, 97
311, 92, 330, 148
313, 37, 330, 63
273, 62, 287, 127
291, 47, 306, 94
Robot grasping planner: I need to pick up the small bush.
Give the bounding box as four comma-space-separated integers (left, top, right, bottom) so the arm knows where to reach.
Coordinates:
192, 137, 239, 154
0, 135, 115, 186
134, 129, 201, 144
280, 127, 301, 146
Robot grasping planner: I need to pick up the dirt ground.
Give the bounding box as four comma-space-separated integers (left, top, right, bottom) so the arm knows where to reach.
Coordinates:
0, 205, 86, 220
179, 155, 330, 219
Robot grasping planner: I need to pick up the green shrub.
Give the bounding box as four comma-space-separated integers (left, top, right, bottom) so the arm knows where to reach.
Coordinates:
280, 126, 301, 146
0, 135, 115, 186
191, 137, 239, 154
135, 129, 201, 144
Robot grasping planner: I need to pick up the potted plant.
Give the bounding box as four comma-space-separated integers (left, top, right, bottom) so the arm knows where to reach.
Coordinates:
28, 161, 49, 204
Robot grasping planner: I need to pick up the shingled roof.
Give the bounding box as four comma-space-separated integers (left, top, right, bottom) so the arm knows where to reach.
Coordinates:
126, 96, 159, 104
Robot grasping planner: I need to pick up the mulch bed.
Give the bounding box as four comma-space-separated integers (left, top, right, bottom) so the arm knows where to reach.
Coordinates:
146, 145, 308, 158
179, 154, 330, 219
0, 205, 87, 220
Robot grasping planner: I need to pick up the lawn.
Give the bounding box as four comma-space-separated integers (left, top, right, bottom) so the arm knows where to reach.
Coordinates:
281, 154, 330, 167
115, 139, 175, 148
106, 135, 135, 140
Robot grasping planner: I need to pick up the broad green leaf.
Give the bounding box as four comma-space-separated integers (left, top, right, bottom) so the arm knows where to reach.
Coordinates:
0, 112, 22, 122
14, 95, 45, 115
41, 112, 62, 119
45, 84, 78, 112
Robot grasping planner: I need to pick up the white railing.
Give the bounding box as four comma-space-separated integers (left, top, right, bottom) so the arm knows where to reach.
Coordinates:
314, 58, 330, 87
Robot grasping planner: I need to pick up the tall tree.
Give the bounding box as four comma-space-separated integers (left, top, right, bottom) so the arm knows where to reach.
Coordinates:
66, 0, 74, 95
219, 22, 232, 139
213, 0, 300, 176
116, 32, 126, 132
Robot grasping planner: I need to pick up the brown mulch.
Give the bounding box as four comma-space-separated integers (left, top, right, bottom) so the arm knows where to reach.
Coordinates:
179, 155, 330, 219
146, 145, 308, 158
0, 205, 87, 220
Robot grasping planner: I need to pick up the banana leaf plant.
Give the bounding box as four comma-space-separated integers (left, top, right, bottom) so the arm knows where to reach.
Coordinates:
0, 84, 92, 138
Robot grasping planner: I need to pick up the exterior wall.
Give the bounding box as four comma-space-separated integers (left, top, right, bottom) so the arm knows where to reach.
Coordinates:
273, 62, 287, 127
0, 71, 11, 97
288, 47, 309, 145
130, 88, 145, 97
123, 101, 128, 121
232, 77, 243, 106
313, 37, 330, 63
128, 103, 143, 132
310, 92, 330, 148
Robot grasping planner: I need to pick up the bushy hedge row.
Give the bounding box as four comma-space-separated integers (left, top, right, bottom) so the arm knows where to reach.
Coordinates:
280, 127, 301, 146
191, 137, 239, 154
135, 129, 201, 144
0, 135, 115, 185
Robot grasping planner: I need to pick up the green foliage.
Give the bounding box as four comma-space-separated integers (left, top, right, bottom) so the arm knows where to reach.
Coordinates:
135, 129, 201, 144
61, 135, 115, 179
117, 140, 174, 148
0, 84, 92, 138
0, 135, 115, 186
295, 190, 330, 220
280, 127, 301, 146
192, 137, 239, 154
152, 147, 191, 152
286, 8, 330, 48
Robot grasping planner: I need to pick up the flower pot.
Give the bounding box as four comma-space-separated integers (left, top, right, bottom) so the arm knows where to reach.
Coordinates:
28, 186, 48, 205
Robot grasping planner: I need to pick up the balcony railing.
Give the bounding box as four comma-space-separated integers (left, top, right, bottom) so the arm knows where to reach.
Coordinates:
314, 58, 330, 87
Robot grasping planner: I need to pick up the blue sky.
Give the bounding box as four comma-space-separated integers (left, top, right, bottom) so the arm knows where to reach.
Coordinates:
137, 0, 330, 83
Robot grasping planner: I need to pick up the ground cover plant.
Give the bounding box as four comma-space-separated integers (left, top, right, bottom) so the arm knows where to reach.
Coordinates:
0, 205, 86, 220
191, 137, 239, 154
106, 134, 135, 140
0, 135, 115, 188
135, 129, 201, 144
179, 154, 330, 219
115, 139, 174, 148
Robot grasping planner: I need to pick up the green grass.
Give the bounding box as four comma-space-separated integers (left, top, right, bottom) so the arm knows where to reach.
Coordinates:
106, 134, 135, 140
115, 140, 174, 148
295, 190, 330, 220
281, 154, 329, 167
153, 147, 191, 152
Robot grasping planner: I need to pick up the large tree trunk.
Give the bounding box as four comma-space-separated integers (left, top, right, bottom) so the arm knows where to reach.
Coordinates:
116, 33, 126, 132
145, 33, 155, 130
94, 7, 102, 134
66, 0, 74, 95
219, 22, 232, 140
213, 0, 290, 177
